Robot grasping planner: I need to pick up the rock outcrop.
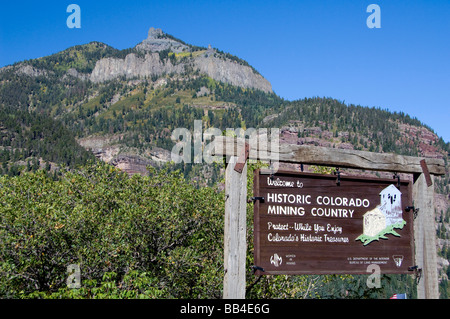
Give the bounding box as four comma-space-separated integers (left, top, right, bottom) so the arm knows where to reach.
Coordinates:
90, 27, 273, 93
90, 52, 184, 82
193, 55, 272, 93
110, 155, 154, 175
15, 64, 50, 77
135, 27, 189, 53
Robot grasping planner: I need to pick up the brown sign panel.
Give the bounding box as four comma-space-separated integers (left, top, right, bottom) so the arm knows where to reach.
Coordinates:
253, 170, 414, 275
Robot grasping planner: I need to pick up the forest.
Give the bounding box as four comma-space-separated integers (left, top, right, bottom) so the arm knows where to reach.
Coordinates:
0, 106, 95, 176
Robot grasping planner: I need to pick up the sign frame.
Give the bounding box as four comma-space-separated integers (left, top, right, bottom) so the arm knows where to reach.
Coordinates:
253, 169, 415, 276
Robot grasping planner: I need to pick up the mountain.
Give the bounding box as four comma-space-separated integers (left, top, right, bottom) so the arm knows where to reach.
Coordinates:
0, 26, 449, 297
0, 27, 281, 176
0, 27, 448, 179
0, 27, 448, 174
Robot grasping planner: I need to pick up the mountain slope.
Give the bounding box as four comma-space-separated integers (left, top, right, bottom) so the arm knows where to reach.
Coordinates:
0, 106, 95, 175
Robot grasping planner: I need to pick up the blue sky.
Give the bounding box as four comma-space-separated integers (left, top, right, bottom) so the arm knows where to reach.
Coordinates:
0, 0, 449, 142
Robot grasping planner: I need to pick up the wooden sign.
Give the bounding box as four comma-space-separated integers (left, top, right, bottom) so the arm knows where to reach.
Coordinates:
253, 169, 415, 275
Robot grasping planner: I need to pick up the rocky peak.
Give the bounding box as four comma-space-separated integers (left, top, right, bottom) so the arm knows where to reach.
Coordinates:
147, 27, 164, 39
90, 27, 273, 93
135, 27, 189, 53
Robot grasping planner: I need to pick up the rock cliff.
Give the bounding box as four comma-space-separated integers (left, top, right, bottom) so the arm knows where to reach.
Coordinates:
90, 52, 184, 82
193, 55, 272, 93
90, 28, 273, 93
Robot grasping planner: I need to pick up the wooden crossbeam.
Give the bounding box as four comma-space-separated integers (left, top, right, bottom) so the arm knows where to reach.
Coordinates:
212, 136, 446, 175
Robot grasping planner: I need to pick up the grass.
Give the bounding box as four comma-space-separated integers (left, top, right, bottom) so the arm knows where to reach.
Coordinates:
355, 220, 407, 246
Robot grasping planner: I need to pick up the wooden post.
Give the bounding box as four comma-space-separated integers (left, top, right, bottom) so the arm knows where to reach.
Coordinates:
223, 155, 247, 299
413, 173, 439, 299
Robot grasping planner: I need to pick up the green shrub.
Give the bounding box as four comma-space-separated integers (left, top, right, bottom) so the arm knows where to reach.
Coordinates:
0, 163, 224, 298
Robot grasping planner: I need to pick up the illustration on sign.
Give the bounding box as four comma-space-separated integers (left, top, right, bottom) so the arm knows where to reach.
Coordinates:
356, 184, 406, 246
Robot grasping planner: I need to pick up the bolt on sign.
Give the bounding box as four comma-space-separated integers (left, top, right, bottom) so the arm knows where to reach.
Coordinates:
253, 169, 415, 275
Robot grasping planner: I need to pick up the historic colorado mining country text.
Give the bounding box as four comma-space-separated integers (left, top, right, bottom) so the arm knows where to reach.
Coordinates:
253, 170, 414, 275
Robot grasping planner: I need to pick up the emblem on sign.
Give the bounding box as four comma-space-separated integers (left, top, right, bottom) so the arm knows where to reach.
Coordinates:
270, 253, 282, 267
393, 255, 404, 268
